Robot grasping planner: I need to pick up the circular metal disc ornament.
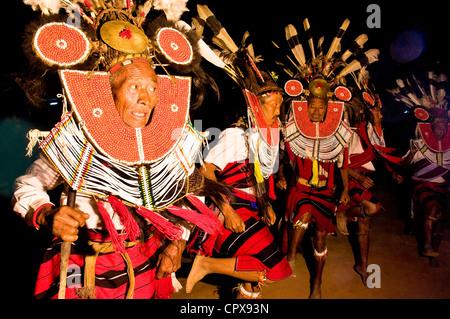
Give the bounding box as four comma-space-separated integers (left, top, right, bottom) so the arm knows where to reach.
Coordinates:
100, 21, 149, 54
334, 86, 352, 101
284, 79, 303, 97
156, 27, 193, 65
362, 92, 375, 106
414, 107, 430, 121
309, 78, 330, 98
33, 22, 90, 67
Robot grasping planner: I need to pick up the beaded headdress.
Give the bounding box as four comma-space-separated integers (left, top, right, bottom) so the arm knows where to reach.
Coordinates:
274, 18, 380, 105
389, 71, 450, 168
23, 0, 206, 164
26, 0, 196, 73
194, 5, 283, 139
272, 18, 381, 187
389, 72, 449, 123
192, 4, 282, 212
22, 1, 229, 253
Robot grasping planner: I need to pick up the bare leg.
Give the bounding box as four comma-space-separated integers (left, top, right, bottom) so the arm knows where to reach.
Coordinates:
186, 255, 272, 293
354, 217, 370, 286
337, 201, 382, 235
336, 205, 360, 235
423, 205, 440, 257
430, 215, 443, 267
287, 213, 311, 277
309, 230, 327, 299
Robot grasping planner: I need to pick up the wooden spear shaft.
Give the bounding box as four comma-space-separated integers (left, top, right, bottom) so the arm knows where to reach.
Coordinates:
58, 187, 77, 299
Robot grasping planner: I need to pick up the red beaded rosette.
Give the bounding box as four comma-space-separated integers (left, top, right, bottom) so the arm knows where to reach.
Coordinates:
362, 91, 375, 106
284, 79, 303, 97
33, 22, 90, 67
156, 27, 193, 65
334, 86, 352, 101
414, 107, 430, 121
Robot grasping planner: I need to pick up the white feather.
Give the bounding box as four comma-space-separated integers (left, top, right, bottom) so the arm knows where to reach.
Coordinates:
153, 0, 189, 21
285, 24, 306, 67
176, 20, 226, 68
325, 19, 350, 61
336, 49, 379, 78
396, 79, 405, 88
428, 71, 437, 102
23, 0, 64, 15
437, 73, 448, 104
340, 34, 368, 62
303, 18, 315, 59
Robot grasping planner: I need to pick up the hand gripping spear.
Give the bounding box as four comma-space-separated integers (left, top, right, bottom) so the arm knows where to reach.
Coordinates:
58, 187, 77, 299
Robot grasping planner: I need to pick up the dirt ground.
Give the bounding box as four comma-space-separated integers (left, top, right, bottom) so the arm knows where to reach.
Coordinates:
172, 182, 450, 300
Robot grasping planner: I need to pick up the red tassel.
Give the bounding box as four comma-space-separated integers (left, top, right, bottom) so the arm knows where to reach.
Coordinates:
154, 276, 174, 299
135, 206, 182, 240
186, 194, 221, 220
373, 144, 397, 154
96, 201, 125, 254
107, 196, 140, 242
167, 206, 221, 235
269, 175, 276, 200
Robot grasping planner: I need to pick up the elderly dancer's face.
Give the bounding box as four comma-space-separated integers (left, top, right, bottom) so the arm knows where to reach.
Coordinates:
260, 92, 283, 126
307, 97, 327, 122
110, 62, 158, 128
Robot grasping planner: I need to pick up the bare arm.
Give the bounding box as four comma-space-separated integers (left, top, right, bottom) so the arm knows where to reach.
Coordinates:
199, 162, 246, 233
339, 166, 350, 205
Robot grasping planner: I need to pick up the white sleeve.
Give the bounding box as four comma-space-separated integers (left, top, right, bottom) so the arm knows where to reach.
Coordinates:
204, 127, 248, 171
12, 152, 64, 218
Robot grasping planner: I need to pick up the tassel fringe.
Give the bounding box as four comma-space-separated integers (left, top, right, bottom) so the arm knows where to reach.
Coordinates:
135, 206, 182, 240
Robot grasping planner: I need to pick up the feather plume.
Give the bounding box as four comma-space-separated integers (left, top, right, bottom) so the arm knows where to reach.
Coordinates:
336, 48, 378, 78
437, 73, 448, 104
326, 19, 350, 61
242, 31, 255, 59
340, 34, 368, 62
176, 20, 226, 69
197, 39, 226, 68
411, 74, 427, 97
411, 74, 432, 108
137, 0, 153, 25
191, 17, 204, 37
197, 4, 239, 53
23, 0, 67, 15
428, 71, 437, 103
396, 78, 421, 106
317, 36, 324, 56
387, 88, 415, 108
303, 18, 315, 59
153, 0, 189, 22
285, 24, 306, 67
405, 78, 422, 105
357, 66, 370, 87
